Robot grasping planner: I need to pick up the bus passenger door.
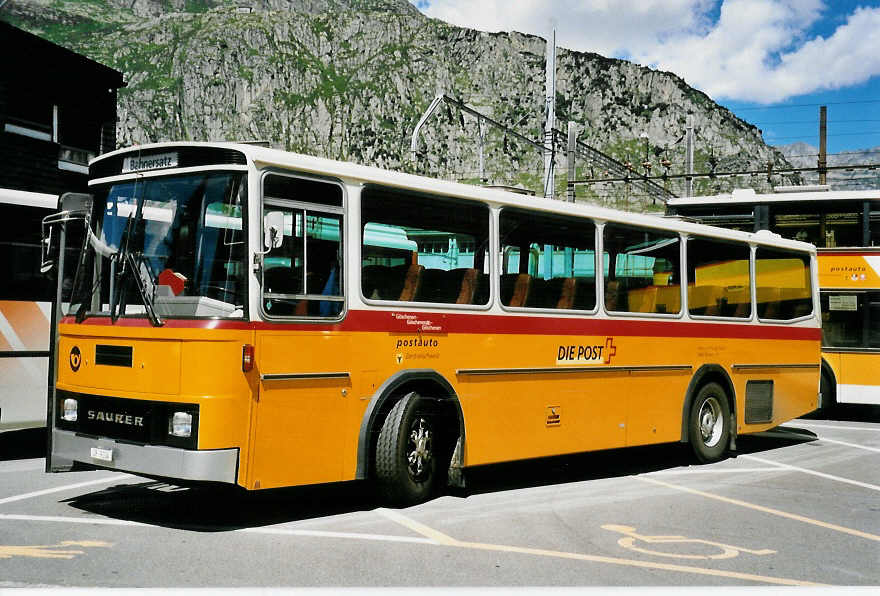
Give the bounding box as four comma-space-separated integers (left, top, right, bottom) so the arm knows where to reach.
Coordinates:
249, 333, 353, 490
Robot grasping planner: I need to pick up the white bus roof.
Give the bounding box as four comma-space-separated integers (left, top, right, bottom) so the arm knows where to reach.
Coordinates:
0, 187, 58, 210
91, 141, 818, 254
668, 187, 880, 208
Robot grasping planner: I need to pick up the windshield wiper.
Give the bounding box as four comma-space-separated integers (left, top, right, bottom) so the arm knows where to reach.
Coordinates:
110, 250, 164, 327
126, 251, 164, 327
109, 202, 164, 327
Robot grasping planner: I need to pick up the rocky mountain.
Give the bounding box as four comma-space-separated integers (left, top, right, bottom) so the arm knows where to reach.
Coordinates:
777, 142, 880, 191
2, 0, 800, 209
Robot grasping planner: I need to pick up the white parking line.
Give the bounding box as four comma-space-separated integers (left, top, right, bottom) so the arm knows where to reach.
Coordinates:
0, 475, 134, 507
740, 455, 880, 492
649, 467, 781, 475
0, 513, 148, 527
816, 437, 880, 454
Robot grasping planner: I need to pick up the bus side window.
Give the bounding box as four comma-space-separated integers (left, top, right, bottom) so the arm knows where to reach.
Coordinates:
498, 208, 597, 311
686, 236, 751, 319
755, 247, 812, 320
603, 224, 681, 315
360, 187, 489, 306
0, 204, 56, 302
261, 173, 344, 319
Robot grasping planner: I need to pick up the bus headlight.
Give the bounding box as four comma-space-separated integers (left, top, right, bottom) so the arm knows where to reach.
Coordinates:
61, 398, 78, 422
168, 411, 193, 437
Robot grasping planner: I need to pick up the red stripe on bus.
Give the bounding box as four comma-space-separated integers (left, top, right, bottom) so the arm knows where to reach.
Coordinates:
62, 310, 821, 341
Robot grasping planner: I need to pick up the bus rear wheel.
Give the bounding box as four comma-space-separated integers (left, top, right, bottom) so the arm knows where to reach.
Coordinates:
818, 369, 837, 416
688, 382, 731, 464
375, 391, 440, 506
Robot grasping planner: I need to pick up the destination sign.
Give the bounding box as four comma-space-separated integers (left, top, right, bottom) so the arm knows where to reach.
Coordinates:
122, 152, 179, 173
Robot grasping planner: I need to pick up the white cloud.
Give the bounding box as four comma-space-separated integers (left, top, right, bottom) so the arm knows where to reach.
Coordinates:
416, 0, 715, 58
413, 0, 880, 104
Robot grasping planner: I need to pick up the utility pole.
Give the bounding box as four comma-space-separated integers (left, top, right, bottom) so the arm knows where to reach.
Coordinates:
478, 117, 487, 182
818, 105, 828, 186
685, 115, 695, 197
566, 122, 577, 202
543, 29, 556, 199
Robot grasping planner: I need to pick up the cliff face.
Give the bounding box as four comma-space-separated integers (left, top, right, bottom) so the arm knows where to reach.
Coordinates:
777, 142, 880, 190
3, 1, 796, 207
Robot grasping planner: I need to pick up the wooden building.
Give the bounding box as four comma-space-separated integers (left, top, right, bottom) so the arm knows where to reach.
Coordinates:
0, 21, 125, 196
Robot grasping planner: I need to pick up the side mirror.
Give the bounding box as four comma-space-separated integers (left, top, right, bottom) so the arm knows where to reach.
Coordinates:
40, 225, 55, 273
40, 192, 94, 273
263, 211, 285, 250
60, 192, 94, 215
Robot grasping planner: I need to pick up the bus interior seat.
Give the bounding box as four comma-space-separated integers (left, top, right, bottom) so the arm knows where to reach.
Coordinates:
361, 265, 391, 299
455, 268, 479, 304
398, 263, 424, 301
263, 266, 298, 295
757, 287, 782, 319
556, 277, 577, 309
630, 287, 657, 313
731, 299, 751, 318
524, 277, 555, 309
472, 272, 490, 305
501, 273, 531, 307
604, 280, 622, 311
655, 285, 681, 314
689, 285, 724, 316
572, 278, 597, 310
416, 268, 462, 304
361, 263, 424, 301
782, 287, 812, 318
410, 267, 484, 305
724, 286, 750, 318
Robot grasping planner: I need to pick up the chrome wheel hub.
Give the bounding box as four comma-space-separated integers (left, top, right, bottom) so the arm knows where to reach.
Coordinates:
699, 397, 723, 447
407, 417, 433, 480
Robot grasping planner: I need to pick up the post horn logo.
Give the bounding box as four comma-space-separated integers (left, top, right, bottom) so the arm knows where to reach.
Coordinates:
69, 346, 82, 372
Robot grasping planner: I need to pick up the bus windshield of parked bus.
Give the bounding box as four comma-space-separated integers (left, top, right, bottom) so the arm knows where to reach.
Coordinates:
67, 171, 247, 321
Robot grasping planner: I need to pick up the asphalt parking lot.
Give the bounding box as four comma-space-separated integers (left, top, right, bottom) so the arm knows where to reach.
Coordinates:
1, 406, 878, 589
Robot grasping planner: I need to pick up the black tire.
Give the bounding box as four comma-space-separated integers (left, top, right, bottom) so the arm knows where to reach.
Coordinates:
688, 382, 731, 464
375, 392, 441, 506
818, 369, 837, 416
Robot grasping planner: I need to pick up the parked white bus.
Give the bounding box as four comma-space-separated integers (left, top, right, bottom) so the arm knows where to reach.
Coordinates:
0, 188, 57, 433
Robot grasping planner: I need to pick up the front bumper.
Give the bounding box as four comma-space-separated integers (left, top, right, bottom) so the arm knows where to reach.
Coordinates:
52, 429, 239, 484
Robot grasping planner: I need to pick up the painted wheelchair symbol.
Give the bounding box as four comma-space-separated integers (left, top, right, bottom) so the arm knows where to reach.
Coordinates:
602, 525, 776, 560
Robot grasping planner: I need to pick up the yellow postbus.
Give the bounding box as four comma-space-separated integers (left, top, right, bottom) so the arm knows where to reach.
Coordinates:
43, 143, 820, 504
668, 187, 880, 412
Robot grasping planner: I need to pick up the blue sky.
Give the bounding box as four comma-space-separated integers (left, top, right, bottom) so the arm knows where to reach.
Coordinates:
412, 1, 880, 157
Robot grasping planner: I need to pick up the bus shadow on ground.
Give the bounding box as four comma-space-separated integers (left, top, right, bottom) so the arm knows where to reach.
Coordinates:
0, 428, 46, 462
63, 427, 820, 532
800, 403, 880, 423
829, 404, 880, 423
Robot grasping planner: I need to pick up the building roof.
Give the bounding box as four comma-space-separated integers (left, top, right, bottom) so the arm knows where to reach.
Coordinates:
0, 21, 125, 89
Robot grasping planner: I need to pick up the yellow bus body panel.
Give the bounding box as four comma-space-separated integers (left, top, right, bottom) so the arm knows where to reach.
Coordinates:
823, 350, 876, 386
57, 316, 819, 491
57, 323, 256, 477
818, 253, 880, 288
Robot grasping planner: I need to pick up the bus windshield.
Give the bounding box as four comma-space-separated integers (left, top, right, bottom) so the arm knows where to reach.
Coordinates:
68, 171, 247, 320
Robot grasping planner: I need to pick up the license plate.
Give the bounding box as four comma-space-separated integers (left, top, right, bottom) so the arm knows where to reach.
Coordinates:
90, 447, 113, 462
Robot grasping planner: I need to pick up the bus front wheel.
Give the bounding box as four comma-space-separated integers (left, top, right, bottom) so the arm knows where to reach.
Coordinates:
375, 391, 440, 506
688, 382, 731, 464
